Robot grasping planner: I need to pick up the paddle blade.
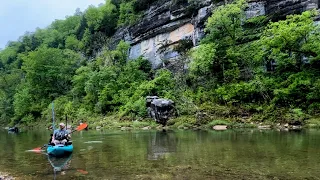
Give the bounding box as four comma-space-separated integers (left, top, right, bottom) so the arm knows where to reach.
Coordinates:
77, 169, 88, 175
33, 147, 42, 151
76, 123, 88, 131
27, 147, 45, 154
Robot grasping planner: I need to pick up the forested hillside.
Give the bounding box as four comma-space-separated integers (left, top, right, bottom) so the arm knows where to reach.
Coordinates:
0, 0, 319, 128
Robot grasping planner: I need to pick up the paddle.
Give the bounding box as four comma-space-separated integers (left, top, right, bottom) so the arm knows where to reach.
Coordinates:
32, 123, 88, 151
71, 123, 88, 133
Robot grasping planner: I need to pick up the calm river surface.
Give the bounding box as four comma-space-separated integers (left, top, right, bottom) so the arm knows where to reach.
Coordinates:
1, 129, 320, 179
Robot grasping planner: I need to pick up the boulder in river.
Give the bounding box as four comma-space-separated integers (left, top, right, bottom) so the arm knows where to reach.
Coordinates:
146, 96, 175, 126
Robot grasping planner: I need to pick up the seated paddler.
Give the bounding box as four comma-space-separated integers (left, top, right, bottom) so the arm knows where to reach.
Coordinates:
52, 123, 71, 145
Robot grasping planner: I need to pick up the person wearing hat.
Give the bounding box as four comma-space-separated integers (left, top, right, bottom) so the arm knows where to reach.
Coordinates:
52, 123, 71, 145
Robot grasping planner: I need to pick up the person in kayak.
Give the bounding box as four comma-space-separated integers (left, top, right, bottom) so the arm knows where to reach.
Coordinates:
52, 123, 71, 145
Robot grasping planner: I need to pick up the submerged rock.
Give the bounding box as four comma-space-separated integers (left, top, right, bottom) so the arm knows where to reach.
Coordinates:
0, 172, 14, 180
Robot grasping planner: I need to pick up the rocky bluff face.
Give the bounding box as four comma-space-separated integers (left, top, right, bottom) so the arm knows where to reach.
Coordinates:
265, 0, 318, 17
112, 0, 320, 68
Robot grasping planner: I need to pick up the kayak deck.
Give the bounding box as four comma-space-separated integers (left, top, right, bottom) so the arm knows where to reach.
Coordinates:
47, 144, 73, 157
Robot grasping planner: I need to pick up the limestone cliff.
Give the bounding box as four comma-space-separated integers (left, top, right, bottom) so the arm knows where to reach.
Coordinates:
112, 0, 320, 68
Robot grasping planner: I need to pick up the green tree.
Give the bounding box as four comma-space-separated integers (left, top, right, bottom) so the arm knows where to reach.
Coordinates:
205, 0, 247, 46
13, 83, 33, 121
21, 47, 80, 101
65, 35, 83, 51
195, 0, 250, 84
260, 10, 320, 74
257, 10, 320, 110
118, 2, 140, 26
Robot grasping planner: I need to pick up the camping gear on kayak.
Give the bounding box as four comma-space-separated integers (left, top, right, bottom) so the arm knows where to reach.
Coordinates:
47, 143, 74, 157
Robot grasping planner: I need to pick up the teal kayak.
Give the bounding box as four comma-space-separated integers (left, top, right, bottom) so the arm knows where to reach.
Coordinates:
47, 144, 73, 157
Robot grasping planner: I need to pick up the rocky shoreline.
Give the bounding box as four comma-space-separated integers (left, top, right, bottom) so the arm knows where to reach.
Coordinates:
0, 172, 14, 180
92, 122, 307, 131
4, 114, 319, 132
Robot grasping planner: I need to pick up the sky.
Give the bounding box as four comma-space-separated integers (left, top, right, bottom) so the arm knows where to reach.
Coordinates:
0, 0, 105, 49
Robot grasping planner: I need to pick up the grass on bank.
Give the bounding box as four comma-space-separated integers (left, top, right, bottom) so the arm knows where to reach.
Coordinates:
304, 117, 320, 128
12, 109, 319, 131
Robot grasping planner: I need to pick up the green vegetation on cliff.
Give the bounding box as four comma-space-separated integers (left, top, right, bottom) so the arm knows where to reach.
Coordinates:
186, 0, 320, 126
0, 0, 319, 128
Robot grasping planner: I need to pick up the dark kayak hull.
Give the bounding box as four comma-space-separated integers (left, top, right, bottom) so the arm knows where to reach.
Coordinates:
47, 144, 73, 157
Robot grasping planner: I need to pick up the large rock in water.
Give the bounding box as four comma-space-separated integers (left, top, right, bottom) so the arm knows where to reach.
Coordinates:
146, 96, 175, 126
110, 0, 320, 68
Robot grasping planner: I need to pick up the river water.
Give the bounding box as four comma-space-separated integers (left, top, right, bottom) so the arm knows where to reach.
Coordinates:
1, 129, 320, 179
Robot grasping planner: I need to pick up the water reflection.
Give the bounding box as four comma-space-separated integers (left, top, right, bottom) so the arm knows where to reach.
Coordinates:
147, 130, 177, 160
47, 154, 72, 179
3, 129, 320, 179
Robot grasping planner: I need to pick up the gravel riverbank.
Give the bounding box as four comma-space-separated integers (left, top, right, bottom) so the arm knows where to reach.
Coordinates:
0, 172, 14, 180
